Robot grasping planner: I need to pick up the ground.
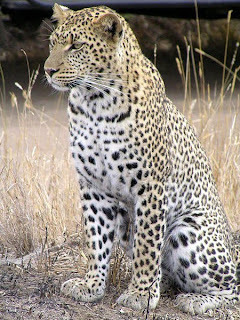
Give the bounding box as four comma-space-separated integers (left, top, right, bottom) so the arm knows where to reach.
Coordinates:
0, 238, 239, 320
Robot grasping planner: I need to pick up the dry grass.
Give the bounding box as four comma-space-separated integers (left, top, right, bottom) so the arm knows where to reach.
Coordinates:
0, 17, 239, 265
188, 97, 240, 231
0, 84, 81, 257
175, 9, 240, 232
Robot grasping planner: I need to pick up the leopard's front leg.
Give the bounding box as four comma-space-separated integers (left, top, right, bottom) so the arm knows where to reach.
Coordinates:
117, 189, 167, 310
61, 187, 117, 302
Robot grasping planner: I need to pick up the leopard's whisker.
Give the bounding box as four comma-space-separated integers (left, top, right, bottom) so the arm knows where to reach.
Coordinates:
82, 77, 128, 99
85, 75, 128, 90
85, 83, 113, 100
84, 80, 126, 99
41, 26, 52, 35
42, 19, 55, 32
41, 35, 52, 42
74, 79, 112, 100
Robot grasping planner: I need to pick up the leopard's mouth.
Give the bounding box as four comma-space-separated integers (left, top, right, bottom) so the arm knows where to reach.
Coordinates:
45, 73, 70, 92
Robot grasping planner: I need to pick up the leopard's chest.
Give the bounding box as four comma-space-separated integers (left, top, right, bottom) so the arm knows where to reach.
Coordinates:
69, 116, 135, 200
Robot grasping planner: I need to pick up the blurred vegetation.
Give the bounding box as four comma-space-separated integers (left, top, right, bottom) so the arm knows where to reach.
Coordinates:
127, 14, 240, 88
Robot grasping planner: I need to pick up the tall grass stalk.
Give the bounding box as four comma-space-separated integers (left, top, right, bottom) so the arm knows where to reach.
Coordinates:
221, 10, 232, 105
194, 0, 205, 100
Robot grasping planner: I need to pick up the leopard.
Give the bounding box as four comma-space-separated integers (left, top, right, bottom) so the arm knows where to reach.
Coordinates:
44, 4, 240, 315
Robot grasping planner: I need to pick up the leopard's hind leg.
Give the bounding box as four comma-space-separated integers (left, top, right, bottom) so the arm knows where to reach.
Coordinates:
163, 208, 238, 315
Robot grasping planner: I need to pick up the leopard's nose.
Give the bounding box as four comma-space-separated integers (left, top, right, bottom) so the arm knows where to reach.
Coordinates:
45, 68, 59, 77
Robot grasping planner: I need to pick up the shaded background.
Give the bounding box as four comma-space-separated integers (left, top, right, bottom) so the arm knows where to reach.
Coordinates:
1, 2, 240, 105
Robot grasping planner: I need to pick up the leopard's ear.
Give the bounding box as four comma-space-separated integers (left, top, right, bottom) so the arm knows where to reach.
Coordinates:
52, 3, 73, 25
93, 13, 122, 42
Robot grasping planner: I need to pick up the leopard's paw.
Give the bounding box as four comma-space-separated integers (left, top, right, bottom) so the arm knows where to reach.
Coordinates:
117, 289, 159, 310
175, 293, 230, 315
61, 278, 105, 302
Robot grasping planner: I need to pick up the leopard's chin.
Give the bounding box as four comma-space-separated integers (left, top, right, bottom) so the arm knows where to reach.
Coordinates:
45, 74, 70, 92
51, 82, 70, 92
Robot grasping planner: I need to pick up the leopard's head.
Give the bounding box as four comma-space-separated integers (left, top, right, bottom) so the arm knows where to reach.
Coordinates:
44, 4, 140, 92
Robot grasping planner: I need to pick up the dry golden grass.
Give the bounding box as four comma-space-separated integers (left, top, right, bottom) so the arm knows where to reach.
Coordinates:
188, 97, 240, 231
0, 88, 81, 257
175, 10, 240, 232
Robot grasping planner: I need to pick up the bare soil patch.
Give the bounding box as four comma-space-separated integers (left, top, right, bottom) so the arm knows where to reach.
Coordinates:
1, 241, 240, 320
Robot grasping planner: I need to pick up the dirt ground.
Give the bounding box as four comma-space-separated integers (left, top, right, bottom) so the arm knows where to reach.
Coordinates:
0, 240, 240, 320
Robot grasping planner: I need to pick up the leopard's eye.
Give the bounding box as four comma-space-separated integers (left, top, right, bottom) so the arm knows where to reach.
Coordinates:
70, 42, 86, 51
